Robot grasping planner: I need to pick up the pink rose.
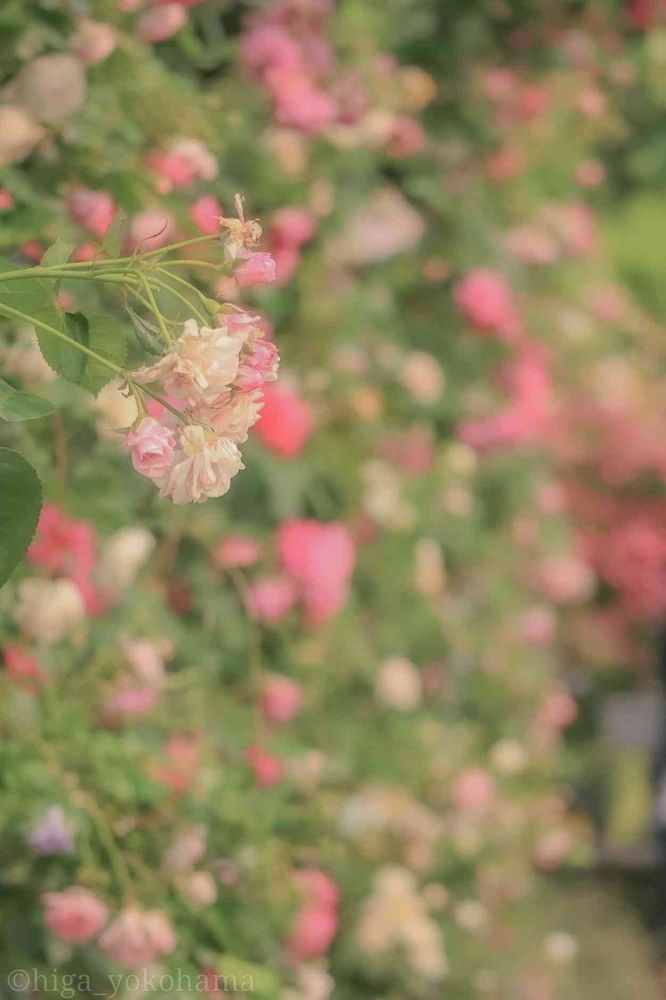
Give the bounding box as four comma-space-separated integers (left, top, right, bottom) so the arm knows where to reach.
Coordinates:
246, 745, 283, 787
67, 187, 116, 240
138, 4, 188, 43
537, 691, 578, 731
43, 887, 109, 944
124, 418, 177, 481
261, 674, 302, 724
453, 268, 520, 339
452, 767, 496, 813
235, 251, 277, 288
100, 907, 176, 967
214, 535, 262, 569
270, 207, 315, 248
71, 19, 117, 65
235, 338, 280, 391
245, 575, 298, 623
287, 904, 338, 959
129, 209, 176, 251
277, 519, 356, 625
190, 194, 223, 235
3, 645, 44, 687
254, 383, 313, 457
293, 868, 341, 910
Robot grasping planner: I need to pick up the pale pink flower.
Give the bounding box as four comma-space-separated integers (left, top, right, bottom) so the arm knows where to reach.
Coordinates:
43, 887, 108, 944
129, 209, 176, 250
261, 674, 303, 724
254, 383, 312, 457
134, 319, 243, 406
452, 768, 495, 813
203, 390, 264, 444
537, 691, 578, 731
293, 868, 341, 911
71, 19, 117, 65
138, 4, 187, 43
453, 268, 520, 339
246, 745, 283, 787
538, 555, 594, 604
240, 25, 302, 80
0, 189, 15, 211
190, 194, 223, 235
270, 70, 338, 134
277, 519, 356, 626
235, 251, 277, 288
270, 207, 315, 248
287, 904, 338, 959
124, 418, 177, 481
235, 339, 279, 391
99, 907, 176, 967
246, 575, 298, 623
386, 116, 426, 159
518, 605, 556, 647
67, 187, 116, 239
158, 425, 243, 504
214, 535, 262, 568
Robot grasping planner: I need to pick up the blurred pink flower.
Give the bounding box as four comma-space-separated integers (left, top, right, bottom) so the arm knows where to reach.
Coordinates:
67, 187, 116, 239
277, 519, 355, 625
261, 674, 303, 724
452, 767, 496, 813
254, 383, 313, 457
138, 4, 188, 43
71, 19, 117, 65
43, 888, 108, 944
214, 535, 262, 568
99, 907, 176, 967
453, 268, 520, 339
190, 194, 223, 235
246, 745, 283, 787
245, 575, 298, 623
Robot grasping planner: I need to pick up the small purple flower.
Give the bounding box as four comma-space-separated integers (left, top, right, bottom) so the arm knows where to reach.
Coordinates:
27, 806, 74, 855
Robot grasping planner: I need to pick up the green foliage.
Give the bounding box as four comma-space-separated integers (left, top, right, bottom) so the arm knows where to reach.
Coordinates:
0, 449, 41, 587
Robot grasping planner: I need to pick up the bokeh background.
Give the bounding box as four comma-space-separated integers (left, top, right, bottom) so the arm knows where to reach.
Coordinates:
4, 0, 666, 997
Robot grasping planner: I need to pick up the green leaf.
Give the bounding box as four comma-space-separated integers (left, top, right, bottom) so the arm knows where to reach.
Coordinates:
34, 306, 88, 383
0, 449, 42, 588
0, 379, 54, 421
102, 210, 127, 259
217, 957, 278, 998
0, 274, 49, 317
41, 239, 76, 268
80, 314, 127, 395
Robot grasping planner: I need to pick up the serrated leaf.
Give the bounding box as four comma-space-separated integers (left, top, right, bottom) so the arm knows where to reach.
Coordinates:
0, 274, 49, 317
41, 239, 76, 268
0, 378, 54, 421
34, 306, 88, 383
102, 210, 127, 259
80, 314, 127, 395
0, 449, 42, 588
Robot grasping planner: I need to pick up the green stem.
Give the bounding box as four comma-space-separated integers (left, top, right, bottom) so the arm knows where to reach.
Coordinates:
155, 266, 215, 317
149, 271, 209, 326
139, 273, 173, 344
0, 301, 126, 377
